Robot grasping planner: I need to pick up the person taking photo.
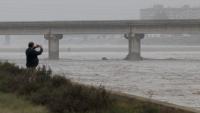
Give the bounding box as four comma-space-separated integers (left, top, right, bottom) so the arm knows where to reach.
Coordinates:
26, 42, 43, 68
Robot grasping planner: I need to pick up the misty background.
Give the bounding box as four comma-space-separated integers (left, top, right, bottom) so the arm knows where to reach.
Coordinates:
0, 0, 199, 21
1, 0, 200, 53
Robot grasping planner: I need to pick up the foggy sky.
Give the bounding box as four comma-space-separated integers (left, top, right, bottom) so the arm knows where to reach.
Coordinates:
0, 0, 199, 21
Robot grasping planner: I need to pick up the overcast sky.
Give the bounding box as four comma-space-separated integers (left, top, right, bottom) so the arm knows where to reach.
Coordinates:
0, 0, 199, 21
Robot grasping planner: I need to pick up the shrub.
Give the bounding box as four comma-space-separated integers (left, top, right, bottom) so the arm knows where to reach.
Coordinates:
0, 62, 113, 113
140, 104, 159, 113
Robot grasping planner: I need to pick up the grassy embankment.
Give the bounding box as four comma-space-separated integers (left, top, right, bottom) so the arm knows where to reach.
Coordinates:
0, 62, 196, 113
0, 92, 49, 113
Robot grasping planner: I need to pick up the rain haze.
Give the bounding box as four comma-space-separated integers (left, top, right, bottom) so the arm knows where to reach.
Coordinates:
1, 0, 200, 112
0, 0, 199, 21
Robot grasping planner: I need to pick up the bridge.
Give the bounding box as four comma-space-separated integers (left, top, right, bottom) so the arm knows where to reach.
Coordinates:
1, 19, 200, 60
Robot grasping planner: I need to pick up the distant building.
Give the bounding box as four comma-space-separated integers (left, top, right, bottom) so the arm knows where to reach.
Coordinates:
140, 5, 200, 20
140, 5, 200, 38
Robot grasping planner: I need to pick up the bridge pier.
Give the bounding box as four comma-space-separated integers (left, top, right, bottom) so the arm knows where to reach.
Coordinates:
44, 34, 63, 60
124, 33, 144, 60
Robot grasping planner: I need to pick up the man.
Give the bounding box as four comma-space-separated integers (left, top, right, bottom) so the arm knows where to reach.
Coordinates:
26, 42, 43, 68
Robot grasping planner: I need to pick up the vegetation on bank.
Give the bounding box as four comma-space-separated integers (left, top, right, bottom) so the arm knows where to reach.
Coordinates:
0, 62, 194, 113
0, 92, 49, 113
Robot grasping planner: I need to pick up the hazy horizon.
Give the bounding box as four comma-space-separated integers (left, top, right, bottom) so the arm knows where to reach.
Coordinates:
0, 0, 199, 21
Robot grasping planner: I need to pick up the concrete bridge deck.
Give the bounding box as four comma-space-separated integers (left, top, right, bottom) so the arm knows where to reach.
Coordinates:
0, 19, 200, 34
1, 19, 200, 59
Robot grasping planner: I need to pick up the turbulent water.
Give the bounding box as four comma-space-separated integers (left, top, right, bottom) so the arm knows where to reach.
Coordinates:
1, 39, 200, 111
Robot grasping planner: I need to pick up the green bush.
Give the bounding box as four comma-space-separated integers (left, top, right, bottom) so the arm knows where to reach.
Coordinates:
139, 104, 159, 113
0, 62, 112, 113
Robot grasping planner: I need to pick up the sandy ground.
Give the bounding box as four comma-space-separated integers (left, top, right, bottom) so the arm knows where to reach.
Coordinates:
1, 46, 200, 111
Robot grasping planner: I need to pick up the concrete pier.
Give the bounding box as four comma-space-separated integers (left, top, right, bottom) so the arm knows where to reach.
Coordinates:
125, 33, 144, 60
44, 34, 63, 60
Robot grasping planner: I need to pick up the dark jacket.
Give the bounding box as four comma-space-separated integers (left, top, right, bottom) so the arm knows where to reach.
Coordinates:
26, 47, 43, 68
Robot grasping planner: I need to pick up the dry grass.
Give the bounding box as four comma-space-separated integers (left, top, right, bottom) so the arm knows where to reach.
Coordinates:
0, 92, 49, 113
